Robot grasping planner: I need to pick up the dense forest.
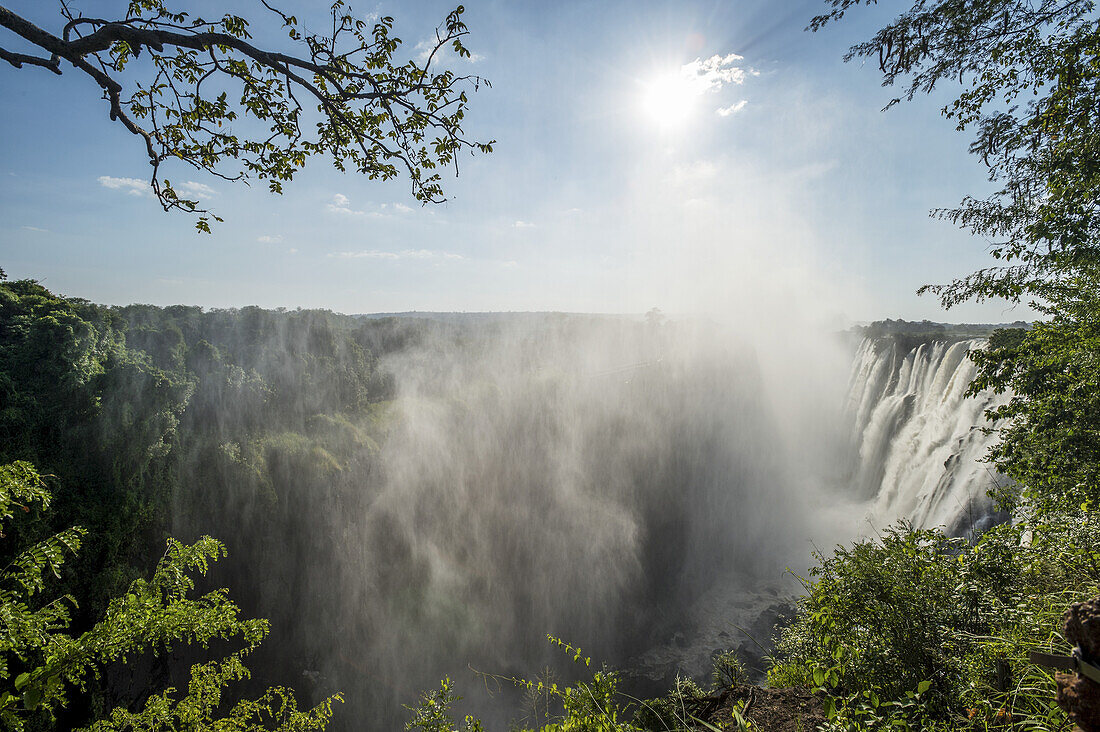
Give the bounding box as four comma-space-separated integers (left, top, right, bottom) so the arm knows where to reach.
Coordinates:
0, 275, 430, 728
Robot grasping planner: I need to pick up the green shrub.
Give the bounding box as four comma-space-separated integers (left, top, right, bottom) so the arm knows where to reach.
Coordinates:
770, 511, 1100, 730
710, 650, 748, 689
413, 638, 639, 732
0, 460, 340, 732
631, 675, 708, 732
403, 678, 483, 732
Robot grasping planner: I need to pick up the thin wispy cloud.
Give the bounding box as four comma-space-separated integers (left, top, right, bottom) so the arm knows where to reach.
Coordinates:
21, 225, 48, 233
98, 175, 150, 197
326, 193, 381, 218
99, 176, 214, 200
717, 100, 748, 117
176, 181, 216, 199
331, 249, 464, 261
671, 160, 719, 186
257, 235, 283, 243
512, 220, 535, 229
327, 194, 415, 218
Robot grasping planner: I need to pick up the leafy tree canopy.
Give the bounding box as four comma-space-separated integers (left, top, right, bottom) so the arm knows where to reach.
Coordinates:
967, 274, 1100, 512
0, 1, 493, 231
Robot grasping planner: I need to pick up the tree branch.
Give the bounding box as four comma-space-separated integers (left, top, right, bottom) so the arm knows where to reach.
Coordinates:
0, 2, 493, 228
0, 45, 60, 73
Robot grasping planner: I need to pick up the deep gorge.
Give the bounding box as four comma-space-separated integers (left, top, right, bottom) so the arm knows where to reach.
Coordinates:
0, 282, 1016, 730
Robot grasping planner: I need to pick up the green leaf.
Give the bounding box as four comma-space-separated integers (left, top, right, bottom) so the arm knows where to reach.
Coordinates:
22, 687, 42, 710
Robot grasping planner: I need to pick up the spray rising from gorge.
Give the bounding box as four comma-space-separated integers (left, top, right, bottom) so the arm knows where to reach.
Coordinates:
128, 309, 1010, 730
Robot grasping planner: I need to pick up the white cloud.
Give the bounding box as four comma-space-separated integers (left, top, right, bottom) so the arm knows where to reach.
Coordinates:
331, 249, 464, 261
98, 175, 150, 197
641, 53, 755, 128
512, 220, 535, 229
337, 250, 398, 259
176, 180, 216, 199
328, 195, 420, 218
327, 193, 394, 218
21, 225, 48, 233
257, 235, 283, 243
288, 248, 299, 254
681, 53, 754, 94
717, 100, 748, 117
326, 193, 383, 218
99, 176, 214, 200
409, 249, 463, 260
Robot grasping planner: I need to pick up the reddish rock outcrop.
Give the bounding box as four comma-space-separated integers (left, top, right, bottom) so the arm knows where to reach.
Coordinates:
1058, 598, 1100, 732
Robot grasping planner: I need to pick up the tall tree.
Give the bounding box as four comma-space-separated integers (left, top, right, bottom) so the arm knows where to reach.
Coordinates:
812, 0, 1098, 306
0, 1, 493, 231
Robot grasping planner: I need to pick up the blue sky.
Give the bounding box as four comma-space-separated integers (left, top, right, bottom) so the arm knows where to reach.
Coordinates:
0, 0, 1032, 324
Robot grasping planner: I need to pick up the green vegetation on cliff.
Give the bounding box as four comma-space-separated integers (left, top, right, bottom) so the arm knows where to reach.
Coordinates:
0, 274, 434, 729
0, 461, 341, 732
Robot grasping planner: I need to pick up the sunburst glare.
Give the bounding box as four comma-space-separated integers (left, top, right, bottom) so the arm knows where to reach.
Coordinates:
640, 71, 700, 129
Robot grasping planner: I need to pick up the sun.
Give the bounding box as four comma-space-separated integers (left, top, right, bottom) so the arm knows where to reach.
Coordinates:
639, 72, 699, 129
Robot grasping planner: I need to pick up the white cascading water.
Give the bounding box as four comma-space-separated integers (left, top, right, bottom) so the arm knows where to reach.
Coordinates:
846, 337, 1013, 535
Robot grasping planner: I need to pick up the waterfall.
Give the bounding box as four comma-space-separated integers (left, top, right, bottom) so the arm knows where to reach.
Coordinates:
845, 336, 1012, 535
